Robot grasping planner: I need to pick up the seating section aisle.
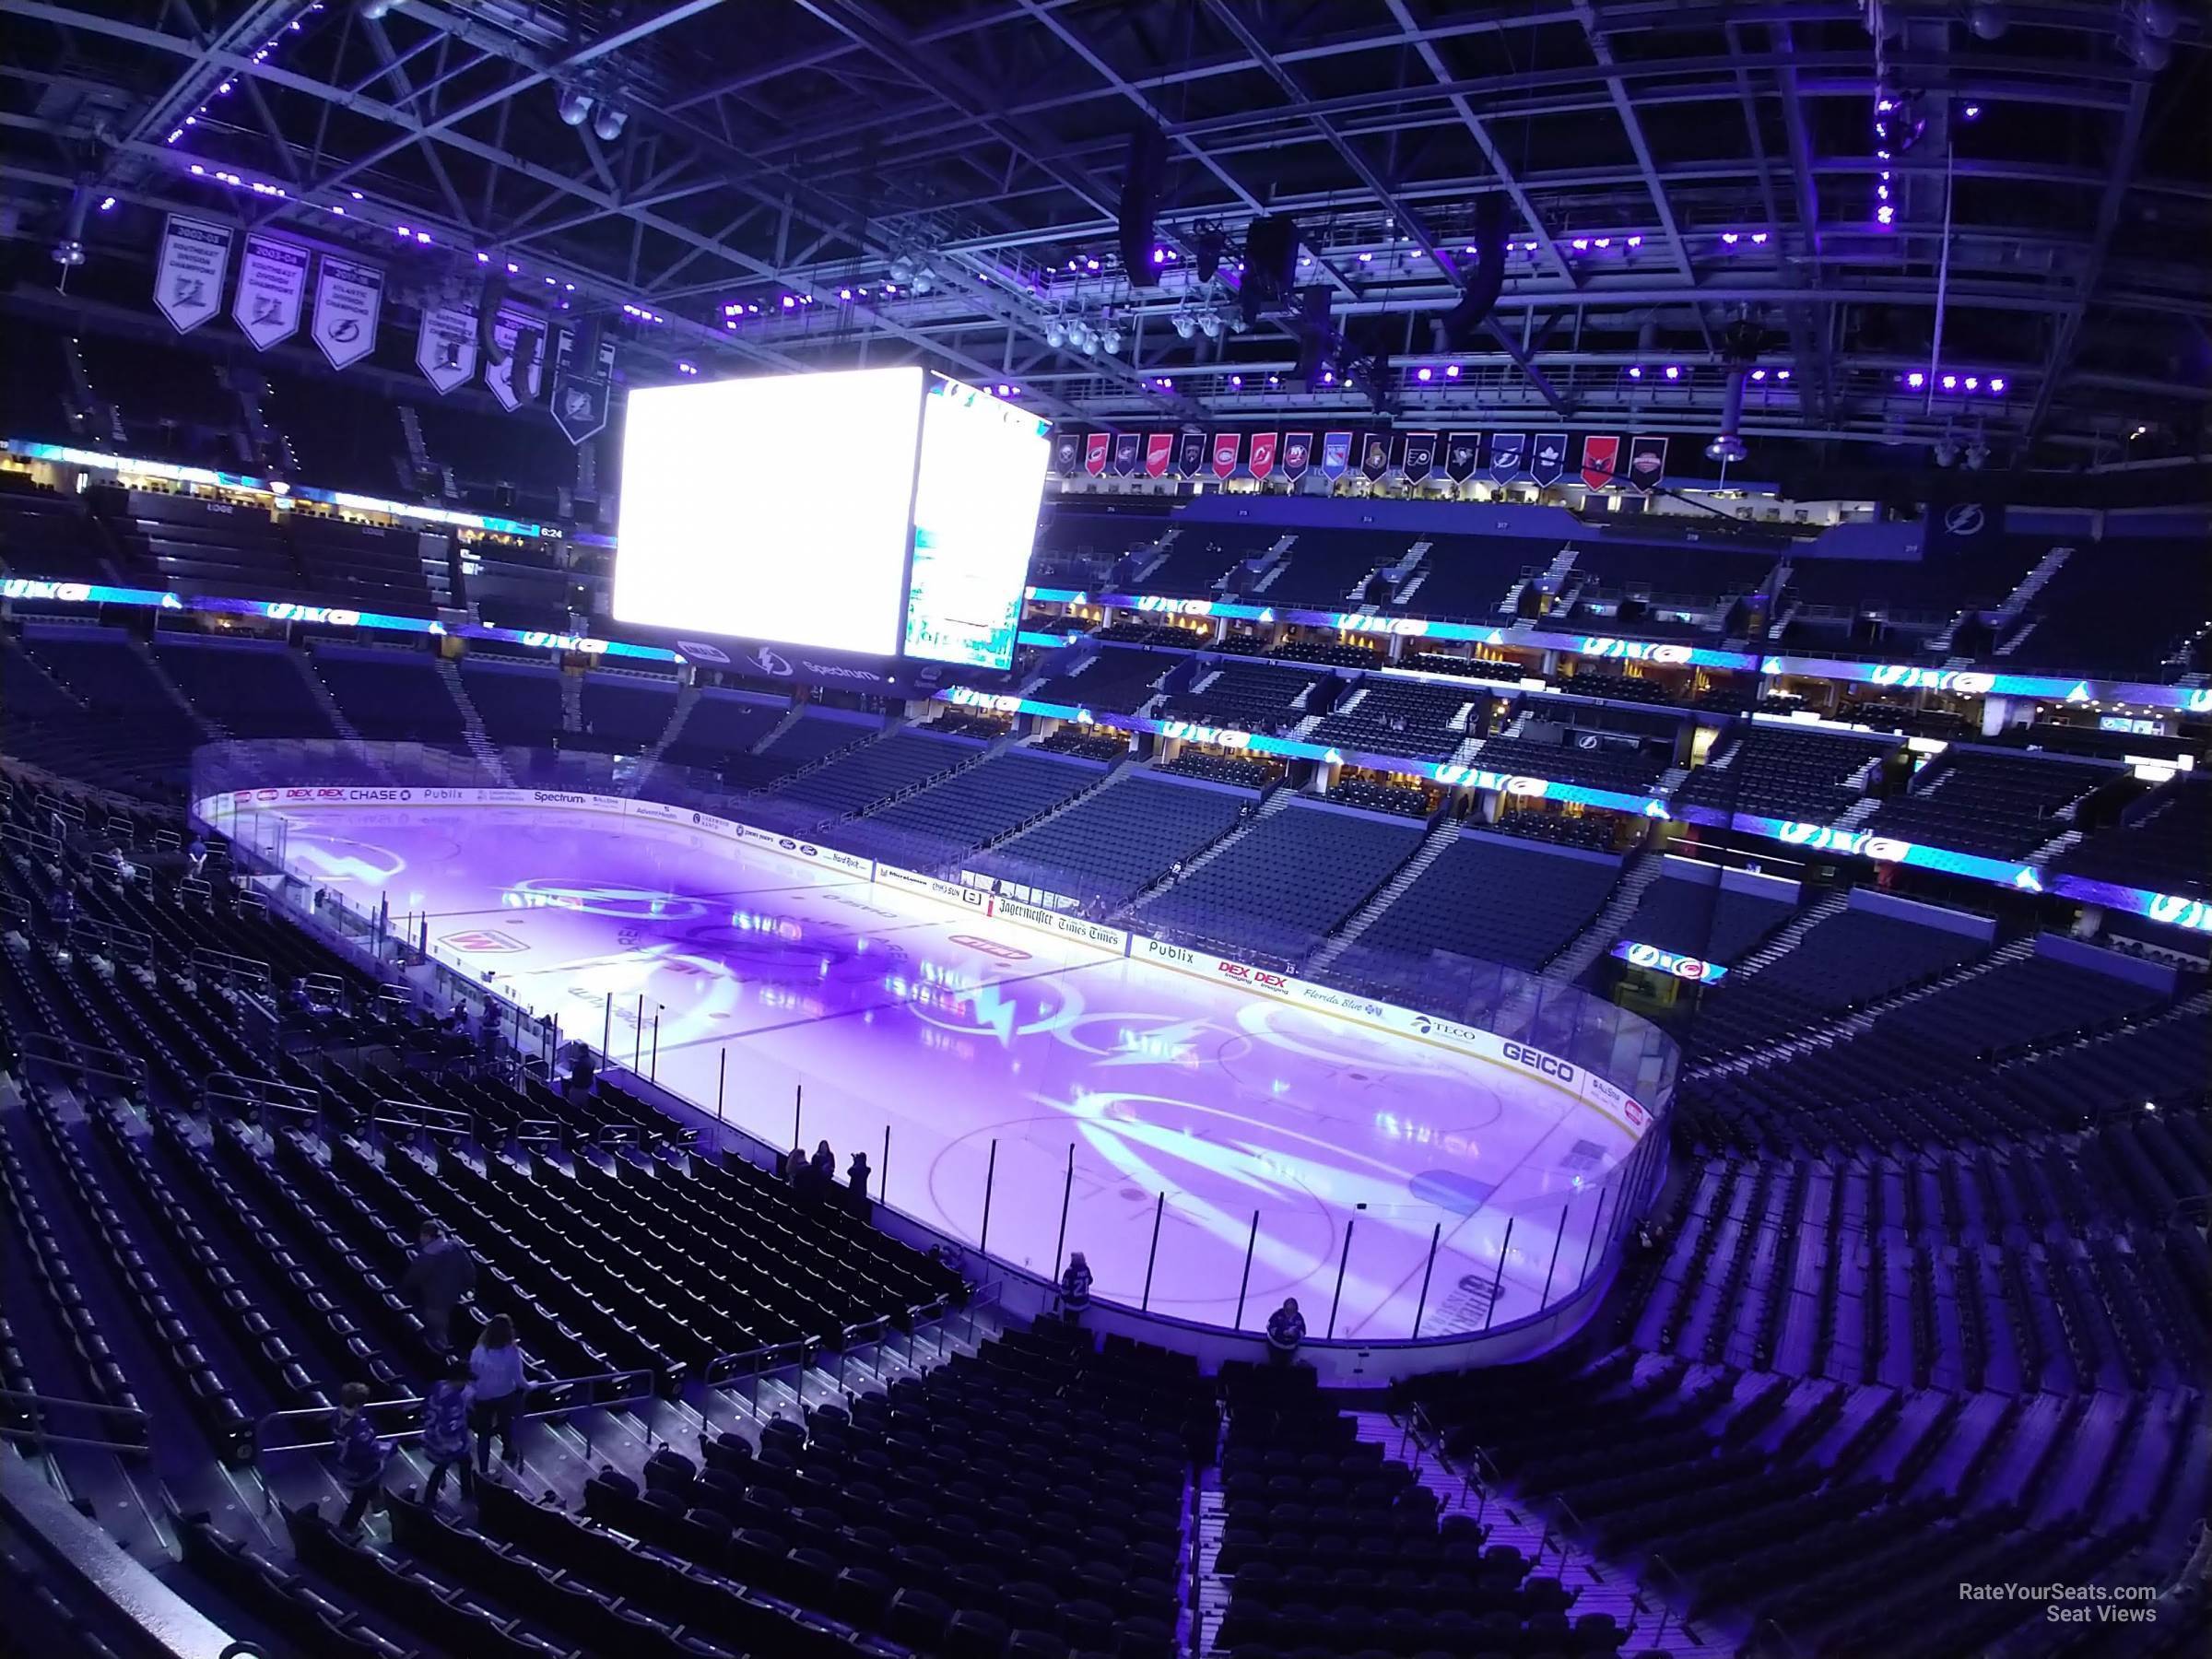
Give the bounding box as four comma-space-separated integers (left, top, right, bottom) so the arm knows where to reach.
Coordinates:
458, 659, 566, 747
838, 749, 1102, 871
1258, 530, 1398, 608
1347, 833, 1622, 978
1862, 749, 2112, 860
1136, 802, 1422, 961
151, 636, 338, 739
1166, 661, 1320, 732
1309, 679, 1477, 761
1611, 872, 1796, 965
979, 772, 1246, 907
755, 732, 969, 826
312, 646, 465, 746
2057, 779, 2212, 902
1685, 903, 1987, 1058
573, 671, 679, 754
726, 714, 873, 789
1390, 535, 1543, 620
1030, 649, 1167, 714
661, 691, 787, 771
1674, 724, 1897, 824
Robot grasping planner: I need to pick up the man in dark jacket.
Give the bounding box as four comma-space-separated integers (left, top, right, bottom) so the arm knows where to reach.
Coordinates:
400, 1221, 477, 1354
1266, 1298, 1306, 1367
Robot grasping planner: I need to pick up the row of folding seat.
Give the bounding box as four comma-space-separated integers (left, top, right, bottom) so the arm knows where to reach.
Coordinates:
0, 1116, 146, 1443
81, 1095, 333, 1417
293, 1127, 613, 1384
19, 1085, 248, 1456
183, 1516, 431, 1659
152, 1107, 407, 1394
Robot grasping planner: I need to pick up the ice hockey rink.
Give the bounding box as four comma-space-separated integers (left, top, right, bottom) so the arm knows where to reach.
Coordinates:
264, 796, 1650, 1341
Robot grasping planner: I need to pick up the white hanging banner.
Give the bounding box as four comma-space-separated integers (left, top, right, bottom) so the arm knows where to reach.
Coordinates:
483, 308, 547, 411
230, 232, 310, 349
415, 304, 477, 394
154, 214, 233, 335
312, 256, 384, 370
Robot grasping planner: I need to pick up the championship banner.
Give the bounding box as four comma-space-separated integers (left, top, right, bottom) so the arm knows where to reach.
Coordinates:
1084, 432, 1112, 476
312, 256, 383, 370
1112, 431, 1141, 475
1629, 435, 1668, 492
1444, 432, 1481, 483
1280, 432, 1312, 480
1053, 430, 1081, 477
1210, 431, 1241, 479
1402, 432, 1437, 484
1177, 430, 1207, 477
1580, 434, 1621, 490
416, 305, 477, 394
484, 309, 547, 411
1321, 431, 1353, 478
549, 367, 609, 446
154, 214, 232, 335
230, 233, 308, 350
1530, 432, 1569, 487
1359, 432, 1391, 482
1488, 431, 1526, 480
1144, 432, 1174, 477
1248, 432, 1278, 480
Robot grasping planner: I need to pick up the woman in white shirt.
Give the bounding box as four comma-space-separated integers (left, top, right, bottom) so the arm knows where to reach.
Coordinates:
468, 1313, 526, 1475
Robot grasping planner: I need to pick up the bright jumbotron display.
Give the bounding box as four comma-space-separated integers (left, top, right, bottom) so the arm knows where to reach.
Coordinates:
611, 366, 1048, 670
903, 376, 1052, 670
611, 365, 925, 655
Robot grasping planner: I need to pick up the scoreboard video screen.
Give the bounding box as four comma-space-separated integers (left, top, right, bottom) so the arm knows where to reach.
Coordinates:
613, 366, 1049, 671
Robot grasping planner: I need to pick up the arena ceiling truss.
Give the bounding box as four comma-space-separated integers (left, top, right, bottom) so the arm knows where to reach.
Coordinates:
0, 0, 2206, 465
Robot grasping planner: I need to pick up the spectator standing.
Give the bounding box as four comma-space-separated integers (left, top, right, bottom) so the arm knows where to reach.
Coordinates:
1060, 1252, 1093, 1325
400, 1221, 477, 1354
418, 1356, 477, 1509
186, 836, 208, 880
468, 1314, 525, 1477
331, 1382, 391, 1536
1266, 1298, 1307, 1367
785, 1146, 808, 1188
846, 1151, 872, 1218
809, 1140, 837, 1194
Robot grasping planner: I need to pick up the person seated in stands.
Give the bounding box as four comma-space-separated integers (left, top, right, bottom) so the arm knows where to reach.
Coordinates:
809, 1139, 837, 1193
563, 1040, 595, 1100
846, 1150, 872, 1218
1266, 1297, 1307, 1366
468, 1313, 525, 1477
418, 1354, 477, 1510
49, 879, 77, 931
1060, 1251, 1093, 1325
331, 1382, 391, 1538
400, 1219, 477, 1354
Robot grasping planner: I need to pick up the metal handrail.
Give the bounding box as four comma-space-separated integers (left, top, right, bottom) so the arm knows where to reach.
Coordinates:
250, 1364, 659, 1457
0, 1385, 152, 1454
18, 1030, 145, 1088
369, 1097, 475, 1141
203, 1071, 326, 1122
194, 946, 273, 986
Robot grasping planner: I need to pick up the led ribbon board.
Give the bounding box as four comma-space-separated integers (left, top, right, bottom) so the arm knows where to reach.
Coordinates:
1610, 941, 1729, 983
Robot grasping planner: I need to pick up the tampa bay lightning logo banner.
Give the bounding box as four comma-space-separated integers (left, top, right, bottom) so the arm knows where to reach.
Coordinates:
1402, 432, 1437, 483
1444, 432, 1480, 483
1926, 499, 2005, 555
1053, 431, 1081, 476
1280, 432, 1312, 480
1529, 432, 1568, 487
1178, 430, 1207, 477
1112, 431, 1141, 475
1321, 431, 1352, 478
1488, 431, 1525, 479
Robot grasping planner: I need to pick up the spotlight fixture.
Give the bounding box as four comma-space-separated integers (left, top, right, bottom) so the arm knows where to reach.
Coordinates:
1043, 315, 1066, 348
1198, 309, 1223, 340
359, 0, 404, 18
1964, 438, 1989, 470
1934, 435, 1959, 467
1172, 307, 1196, 340
888, 254, 915, 284
556, 86, 594, 126
592, 102, 627, 142
1100, 323, 1123, 354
